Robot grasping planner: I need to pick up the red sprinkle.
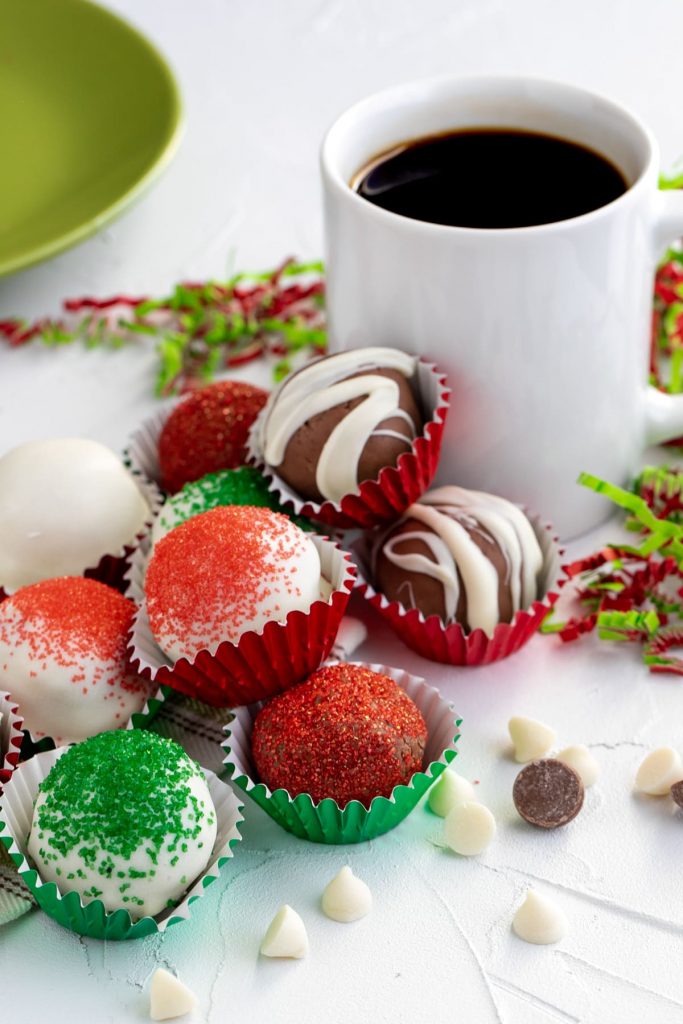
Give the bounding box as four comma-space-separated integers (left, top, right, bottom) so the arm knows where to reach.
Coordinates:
158, 380, 268, 492
0, 578, 146, 705
251, 663, 428, 806
145, 505, 315, 658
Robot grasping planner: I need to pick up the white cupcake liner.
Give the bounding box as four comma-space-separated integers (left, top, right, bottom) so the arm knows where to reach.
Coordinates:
124, 406, 171, 490
0, 691, 23, 788
0, 748, 244, 939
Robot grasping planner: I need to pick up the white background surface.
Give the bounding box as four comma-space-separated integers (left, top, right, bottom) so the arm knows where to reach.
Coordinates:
1, 2, 683, 1023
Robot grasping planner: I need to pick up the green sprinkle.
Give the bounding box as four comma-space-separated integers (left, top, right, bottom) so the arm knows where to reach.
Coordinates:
33, 731, 209, 882
155, 466, 319, 537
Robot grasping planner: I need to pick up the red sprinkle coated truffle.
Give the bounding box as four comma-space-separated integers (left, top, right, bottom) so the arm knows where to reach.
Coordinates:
158, 380, 268, 492
0, 577, 142, 695
251, 664, 428, 806
145, 505, 315, 658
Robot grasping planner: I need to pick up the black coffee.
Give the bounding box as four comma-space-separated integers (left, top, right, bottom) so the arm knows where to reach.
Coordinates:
353, 128, 628, 228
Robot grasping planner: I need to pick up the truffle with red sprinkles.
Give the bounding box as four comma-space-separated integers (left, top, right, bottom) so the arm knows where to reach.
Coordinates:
251, 664, 428, 806
158, 380, 268, 493
145, 505, 323, 662
0, 577, 154, 744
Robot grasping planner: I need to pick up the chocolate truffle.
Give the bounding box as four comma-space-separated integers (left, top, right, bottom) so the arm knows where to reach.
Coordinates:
145, 505, 323, 662
0, 438, 149, 590
150, 467, 315, 548
28, 730, 216, 918
370, 485, 544, 635
158, 380, 268, 493
0, 577, 154, 744
251, 663, 428, 805
259, 347, 423, 504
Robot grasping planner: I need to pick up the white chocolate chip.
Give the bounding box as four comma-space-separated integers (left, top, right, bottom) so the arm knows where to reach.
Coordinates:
260, 904, 309, 959
443, 801, 496, 856
149, 968, 197, 1021
321, 866, 372, 922
508, 715, 556, 763
635, 747, 683, 796
428, 769, 476, 817
556, 745, 600, 787
512, 889, 568, 945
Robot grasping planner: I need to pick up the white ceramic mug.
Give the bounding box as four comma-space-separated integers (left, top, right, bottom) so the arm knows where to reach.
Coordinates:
321, 76, 683, 539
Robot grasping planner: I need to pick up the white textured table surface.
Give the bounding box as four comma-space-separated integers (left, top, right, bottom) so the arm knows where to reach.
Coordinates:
1, 2, 683, 1023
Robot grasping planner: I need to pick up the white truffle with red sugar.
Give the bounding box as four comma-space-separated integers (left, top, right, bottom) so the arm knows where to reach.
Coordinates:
0, 577, 154, 744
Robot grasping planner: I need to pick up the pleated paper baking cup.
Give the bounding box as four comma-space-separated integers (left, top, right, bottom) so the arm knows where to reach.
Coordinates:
223, 663, 461, 844
0, 691, 23, 789
246, 359, 450, 530
124, 405, 169, 487
128, 533, 356, 707
354, 512, 562, 666
0, 749, 244, 940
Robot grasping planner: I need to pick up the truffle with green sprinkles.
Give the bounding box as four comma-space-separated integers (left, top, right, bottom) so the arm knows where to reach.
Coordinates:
27, 730, 217, 919
150, 466, 318, 548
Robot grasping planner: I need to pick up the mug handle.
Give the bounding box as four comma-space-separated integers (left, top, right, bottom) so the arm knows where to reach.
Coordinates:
646, 190, 683, 444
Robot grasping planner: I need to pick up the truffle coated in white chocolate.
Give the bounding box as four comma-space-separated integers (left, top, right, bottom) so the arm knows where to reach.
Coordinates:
443, 801, 496, 856
509, 715, 556, 763
321, 866, 372, 922
149, 969, 197, 1021
0, 439, 149, 590
27, 732, 217, 920
260, 904, 309, 958
556, 745, 600, 787
428, 769, 476, 817
0, 577, 154, 744
512, 889, 568, 945
635, 747, 683, 796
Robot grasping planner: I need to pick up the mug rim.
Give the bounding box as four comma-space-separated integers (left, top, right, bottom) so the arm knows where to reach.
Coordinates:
320, 73, 658, 237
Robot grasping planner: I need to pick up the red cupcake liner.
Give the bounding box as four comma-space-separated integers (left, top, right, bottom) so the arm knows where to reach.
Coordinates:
127, 533, 356, 707
0, 472, 162, 599
246, 358, 450, 530
0, 691, 23, 789
354, 511, 563, 666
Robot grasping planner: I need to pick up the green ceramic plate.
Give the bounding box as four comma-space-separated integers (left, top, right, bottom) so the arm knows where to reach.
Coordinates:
0, 0, 182, 276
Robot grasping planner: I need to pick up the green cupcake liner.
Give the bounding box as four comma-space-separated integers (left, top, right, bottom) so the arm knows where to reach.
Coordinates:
223, 662, 461, 844
0, 749, 243, 940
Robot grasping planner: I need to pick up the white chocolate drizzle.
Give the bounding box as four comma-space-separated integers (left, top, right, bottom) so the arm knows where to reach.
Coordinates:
377, 485, 543, 635
261, 348, 418, 503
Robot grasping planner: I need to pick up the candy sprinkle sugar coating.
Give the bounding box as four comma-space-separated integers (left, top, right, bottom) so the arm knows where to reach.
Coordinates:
28, 730, 217, 919
145, 505, 322, 662
252, 663, 428, 806
150, 466, 316, 547
0, 577, 153, 743
158, 380, 268, 493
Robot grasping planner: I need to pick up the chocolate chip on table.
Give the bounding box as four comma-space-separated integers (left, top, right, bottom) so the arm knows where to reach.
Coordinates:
513, 758, 585, 829
671, 780, 683, 809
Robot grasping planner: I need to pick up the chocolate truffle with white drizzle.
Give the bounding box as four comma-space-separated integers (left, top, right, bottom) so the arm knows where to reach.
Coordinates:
371, 486, 544, 636
259, 348, 423, 504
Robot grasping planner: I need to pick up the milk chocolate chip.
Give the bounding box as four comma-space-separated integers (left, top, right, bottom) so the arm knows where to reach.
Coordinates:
513, 759, 584, 829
